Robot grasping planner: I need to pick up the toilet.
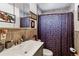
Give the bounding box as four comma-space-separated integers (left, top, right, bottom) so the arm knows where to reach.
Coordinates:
43, 49, 53, 56
37, 40, 53, 56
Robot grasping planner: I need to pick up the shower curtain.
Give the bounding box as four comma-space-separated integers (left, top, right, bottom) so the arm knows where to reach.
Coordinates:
38, 12, 74, 56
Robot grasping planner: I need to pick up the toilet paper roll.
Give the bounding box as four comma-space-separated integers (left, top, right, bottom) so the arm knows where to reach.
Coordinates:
37, 39, 41, 42
70, 47, 76, 53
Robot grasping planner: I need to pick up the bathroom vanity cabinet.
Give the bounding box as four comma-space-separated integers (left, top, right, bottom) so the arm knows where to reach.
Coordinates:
34, 45, 43, 56
0, 43, 4, 52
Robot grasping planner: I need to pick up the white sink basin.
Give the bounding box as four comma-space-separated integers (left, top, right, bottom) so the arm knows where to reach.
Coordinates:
0, 40, 44, 56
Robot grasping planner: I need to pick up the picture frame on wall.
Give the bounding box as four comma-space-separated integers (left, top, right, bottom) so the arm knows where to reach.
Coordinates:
0, 11, 15, 23
31, 20, 35, 28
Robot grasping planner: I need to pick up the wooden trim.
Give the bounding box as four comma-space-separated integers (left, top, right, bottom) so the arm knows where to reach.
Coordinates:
30, 11, 37, 20
38, 12, 73, 16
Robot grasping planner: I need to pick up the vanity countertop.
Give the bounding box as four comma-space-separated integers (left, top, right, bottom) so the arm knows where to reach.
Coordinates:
0, 40, 44, 56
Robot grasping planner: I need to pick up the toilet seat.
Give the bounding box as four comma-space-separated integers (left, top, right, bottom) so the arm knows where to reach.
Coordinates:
43, 49, 53, 56
37, 40, 53, 56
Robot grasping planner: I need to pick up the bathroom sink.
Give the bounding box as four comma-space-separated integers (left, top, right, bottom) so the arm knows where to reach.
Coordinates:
0, 40, 44, 56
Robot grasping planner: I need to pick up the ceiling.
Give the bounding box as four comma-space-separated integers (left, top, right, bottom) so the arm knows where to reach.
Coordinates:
10, 3, 29, 14
37, 3, 72, 12
10, 3, 73, 13
14, 3, 29, 11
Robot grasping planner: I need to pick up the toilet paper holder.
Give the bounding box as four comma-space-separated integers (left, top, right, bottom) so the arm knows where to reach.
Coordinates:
70, 47, 77, 54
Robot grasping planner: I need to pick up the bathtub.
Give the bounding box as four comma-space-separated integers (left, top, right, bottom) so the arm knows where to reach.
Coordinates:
0, 40, 44, 56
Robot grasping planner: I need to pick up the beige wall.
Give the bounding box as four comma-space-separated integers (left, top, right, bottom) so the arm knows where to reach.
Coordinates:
74, 3, 79, 31
42, 4, 74, 14
74, 31, 79, 55
74, 3, 79, 55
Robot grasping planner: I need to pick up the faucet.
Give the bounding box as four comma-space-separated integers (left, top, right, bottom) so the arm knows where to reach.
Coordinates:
20, 38, 23, 42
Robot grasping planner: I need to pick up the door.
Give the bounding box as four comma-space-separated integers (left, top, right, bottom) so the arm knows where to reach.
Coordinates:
38, 12, 74, 56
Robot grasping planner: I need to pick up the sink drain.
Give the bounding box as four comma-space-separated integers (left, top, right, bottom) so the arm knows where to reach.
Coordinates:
24, 51, 27, 54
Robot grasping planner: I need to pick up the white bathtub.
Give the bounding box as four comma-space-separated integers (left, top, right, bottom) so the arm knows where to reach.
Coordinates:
0, 40, 44, 56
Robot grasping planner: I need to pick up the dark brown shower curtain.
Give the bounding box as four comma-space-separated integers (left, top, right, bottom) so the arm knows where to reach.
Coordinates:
38, 12, 74, 56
